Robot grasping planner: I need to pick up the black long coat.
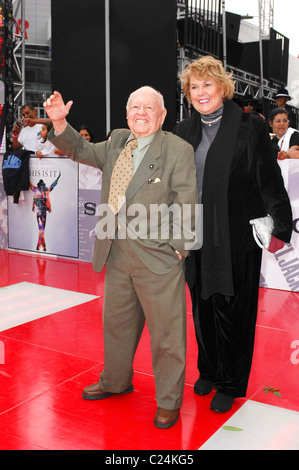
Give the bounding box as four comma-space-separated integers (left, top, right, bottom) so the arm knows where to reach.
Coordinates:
174, 100, 293, 299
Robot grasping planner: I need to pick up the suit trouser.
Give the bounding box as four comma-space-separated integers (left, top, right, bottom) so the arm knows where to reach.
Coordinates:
190, 248, 262, 398
99, 238, 187, 410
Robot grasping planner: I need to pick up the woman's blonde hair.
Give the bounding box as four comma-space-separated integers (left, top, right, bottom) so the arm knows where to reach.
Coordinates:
180, 55, 235, 102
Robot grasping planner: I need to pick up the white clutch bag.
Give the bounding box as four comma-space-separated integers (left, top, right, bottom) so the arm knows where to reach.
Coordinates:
249, 215, 274, 249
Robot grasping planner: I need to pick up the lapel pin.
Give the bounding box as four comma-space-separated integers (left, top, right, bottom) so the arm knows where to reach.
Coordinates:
149, 164, 154, 169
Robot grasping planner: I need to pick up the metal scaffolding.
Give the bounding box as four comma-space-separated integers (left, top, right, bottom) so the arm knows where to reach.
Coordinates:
11, 0, 26, 106
176, 0, 295, 122
260, 0, 274, 39
0, 0, 25, 149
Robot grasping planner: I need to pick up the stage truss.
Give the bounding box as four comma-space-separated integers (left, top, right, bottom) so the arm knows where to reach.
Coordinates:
0, 0, 25, 149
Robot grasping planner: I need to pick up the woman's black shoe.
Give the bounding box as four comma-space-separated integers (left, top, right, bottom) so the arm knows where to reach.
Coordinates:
210, 392, 234, 412
194, 377, 214, 395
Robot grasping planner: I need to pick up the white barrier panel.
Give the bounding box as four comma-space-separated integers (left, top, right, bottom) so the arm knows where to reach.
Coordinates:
260, 160, 299, 292
0, 154, 7, 250
78, 162, 102, 262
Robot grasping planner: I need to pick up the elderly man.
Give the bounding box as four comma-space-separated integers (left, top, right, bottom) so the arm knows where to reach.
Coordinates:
44, 87, 198, 429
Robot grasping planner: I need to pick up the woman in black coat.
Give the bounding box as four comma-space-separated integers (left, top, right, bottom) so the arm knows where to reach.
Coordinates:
174, 56, 292, 412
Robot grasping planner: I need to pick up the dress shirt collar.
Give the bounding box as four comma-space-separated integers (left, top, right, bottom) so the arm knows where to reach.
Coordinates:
127, 131, 158, 150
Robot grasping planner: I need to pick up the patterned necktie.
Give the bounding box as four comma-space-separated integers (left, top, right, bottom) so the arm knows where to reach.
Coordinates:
108, 139, 138, 214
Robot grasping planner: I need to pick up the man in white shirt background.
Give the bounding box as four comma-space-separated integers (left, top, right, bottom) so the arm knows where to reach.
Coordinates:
12, 104, 51, 152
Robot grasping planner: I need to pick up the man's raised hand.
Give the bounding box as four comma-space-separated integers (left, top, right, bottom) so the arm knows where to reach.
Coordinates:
43, 91, 73, 134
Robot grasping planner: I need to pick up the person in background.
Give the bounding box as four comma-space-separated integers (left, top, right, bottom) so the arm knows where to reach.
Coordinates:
36, 123, 65, 159
269, 108, 299, 160
274, 88, 297, 130
242, 93, 265, 120
78, 125, 94, 142
173, 55, 292, 413
12, 104, 51, 152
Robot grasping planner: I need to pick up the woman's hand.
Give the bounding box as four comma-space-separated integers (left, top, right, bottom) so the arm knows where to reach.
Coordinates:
267, 235, 284, 253
287, 145, 299, 159
278, 146, 299, 160
277, 150, 288, 160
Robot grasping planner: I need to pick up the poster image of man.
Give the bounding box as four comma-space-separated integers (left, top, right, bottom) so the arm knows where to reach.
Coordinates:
29, 171, 61, 251
8, 157, 79, 258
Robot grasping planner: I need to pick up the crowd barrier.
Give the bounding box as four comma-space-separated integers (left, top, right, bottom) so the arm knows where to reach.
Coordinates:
0, 154, 102, 262
260, 159, 299, 292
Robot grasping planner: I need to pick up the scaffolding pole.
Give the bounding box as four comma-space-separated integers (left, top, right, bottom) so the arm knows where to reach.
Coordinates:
258, 0, 264, 99
12, 0, 26, 106
0, 0, 26, 148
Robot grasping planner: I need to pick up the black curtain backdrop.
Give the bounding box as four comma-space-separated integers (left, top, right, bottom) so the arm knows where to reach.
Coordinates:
109, 0, 177, 132
51, 0, 177, 142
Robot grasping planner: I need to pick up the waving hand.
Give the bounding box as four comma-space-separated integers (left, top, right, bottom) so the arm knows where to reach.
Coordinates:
43, 91, 73, 134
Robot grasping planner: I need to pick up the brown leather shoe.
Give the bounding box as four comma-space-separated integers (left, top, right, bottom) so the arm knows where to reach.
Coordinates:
154, 407, 180, 429
82, 382, 133, 400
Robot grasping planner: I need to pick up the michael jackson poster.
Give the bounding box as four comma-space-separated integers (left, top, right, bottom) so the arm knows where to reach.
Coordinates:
8, 156, 79, 258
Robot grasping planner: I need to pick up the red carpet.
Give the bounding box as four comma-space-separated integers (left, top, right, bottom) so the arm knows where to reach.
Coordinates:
0, 249, 299, 450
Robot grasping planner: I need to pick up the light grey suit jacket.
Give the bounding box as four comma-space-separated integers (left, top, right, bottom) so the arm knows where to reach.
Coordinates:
49, 125, 198, 274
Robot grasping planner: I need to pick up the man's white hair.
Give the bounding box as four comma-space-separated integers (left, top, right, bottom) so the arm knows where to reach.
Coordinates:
126, 86, 165, 110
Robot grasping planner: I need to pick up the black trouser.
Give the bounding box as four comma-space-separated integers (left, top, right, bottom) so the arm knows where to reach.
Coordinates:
190, 248, 262, 398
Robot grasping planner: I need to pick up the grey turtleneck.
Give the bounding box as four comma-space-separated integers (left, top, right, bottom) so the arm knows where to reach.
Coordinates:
195, 105, 224, 202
